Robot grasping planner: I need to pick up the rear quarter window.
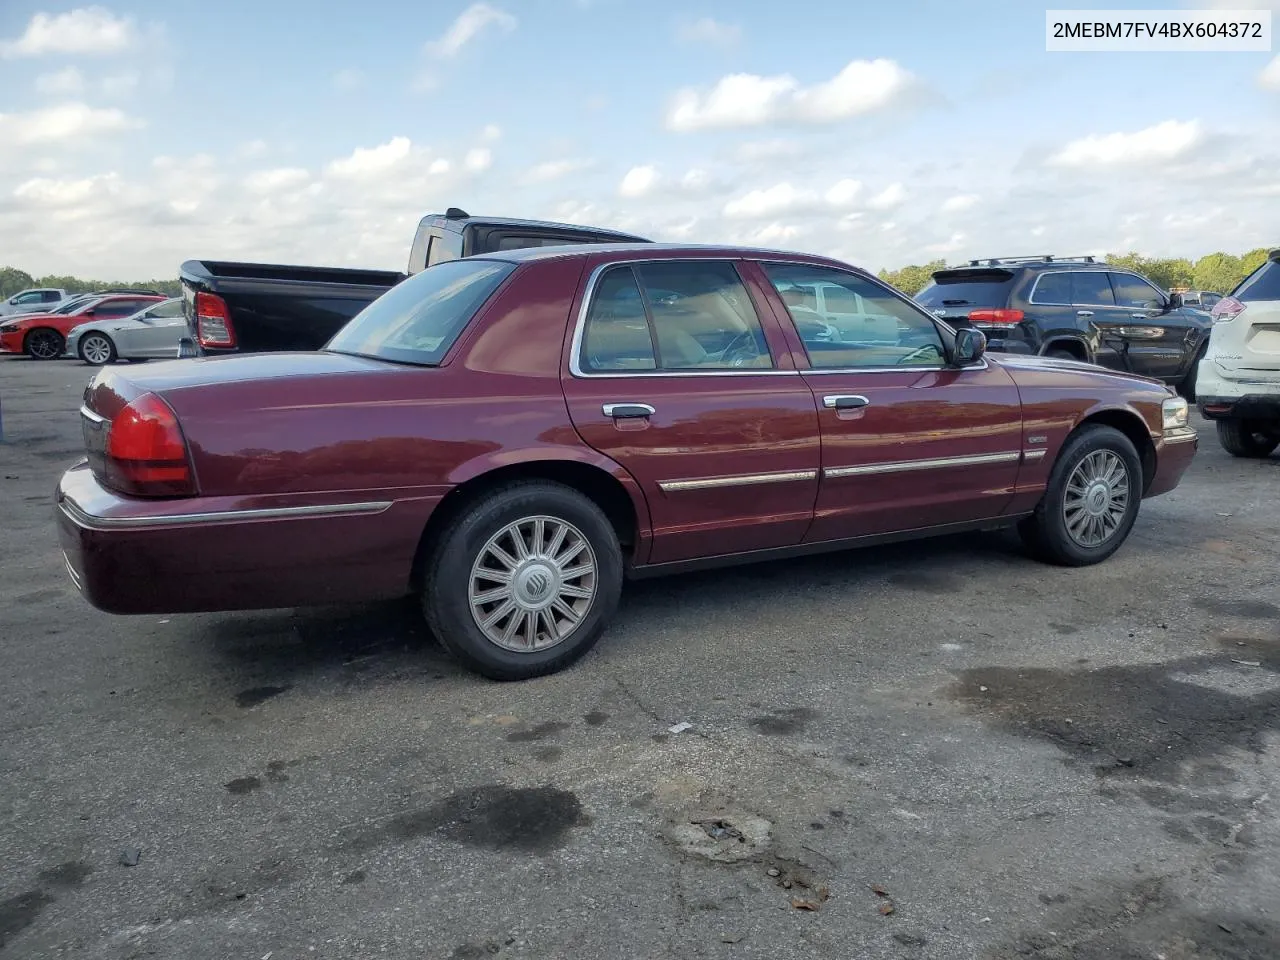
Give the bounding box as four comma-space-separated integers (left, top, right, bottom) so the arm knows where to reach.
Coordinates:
325, 258, 515, 366
1233, 259, 1280, 302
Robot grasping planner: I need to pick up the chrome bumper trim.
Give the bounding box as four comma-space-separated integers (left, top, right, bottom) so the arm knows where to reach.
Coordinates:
59, 497, 393, 531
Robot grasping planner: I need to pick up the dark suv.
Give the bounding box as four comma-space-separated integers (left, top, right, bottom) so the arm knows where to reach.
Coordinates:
914, 255, 1212, 396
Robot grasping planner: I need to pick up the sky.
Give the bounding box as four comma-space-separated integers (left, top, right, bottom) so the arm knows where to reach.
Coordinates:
0, 0, 1277, 280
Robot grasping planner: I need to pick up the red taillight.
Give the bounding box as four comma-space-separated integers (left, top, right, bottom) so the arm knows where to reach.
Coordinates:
967, 308, 1024, 324
195, 291, 236, 348
103, 392, 195, 497
1210, 296, 1245, 323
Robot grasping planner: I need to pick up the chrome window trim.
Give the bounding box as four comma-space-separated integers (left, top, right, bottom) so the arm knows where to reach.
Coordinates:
1027, 268, 1166, 309
566, 256, 971, 379
59, 497, 393, 531
568, 258, 782, 378
823, 451, 1021, 479
658, 470, 818, 492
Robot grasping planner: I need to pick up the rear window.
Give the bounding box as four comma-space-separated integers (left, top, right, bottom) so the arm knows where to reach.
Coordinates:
915, 269, 1015, 308
1233, 257, 1280, 303
325, 259, 515, 366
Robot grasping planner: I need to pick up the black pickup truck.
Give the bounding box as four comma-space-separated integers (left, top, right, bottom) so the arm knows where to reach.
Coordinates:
178, 208, 649, 356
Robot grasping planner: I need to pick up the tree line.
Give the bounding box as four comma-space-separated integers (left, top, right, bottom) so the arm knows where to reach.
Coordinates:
878, 248, 1274, 297
0, 266, 181, 299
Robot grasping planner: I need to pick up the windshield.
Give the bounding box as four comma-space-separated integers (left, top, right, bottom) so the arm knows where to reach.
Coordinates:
326, 259, 516, 365
55, 297, 99, 314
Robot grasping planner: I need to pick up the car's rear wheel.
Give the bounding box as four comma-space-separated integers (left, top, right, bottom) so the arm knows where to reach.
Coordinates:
1019, 424, 1143, 567
422, 481, 623, 680
78, 333, 117, 365
24, 328, 64, 361
1215, 419, 1279, 459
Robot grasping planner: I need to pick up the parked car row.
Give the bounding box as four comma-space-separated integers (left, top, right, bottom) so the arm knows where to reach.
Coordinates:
0, 293, 179, 362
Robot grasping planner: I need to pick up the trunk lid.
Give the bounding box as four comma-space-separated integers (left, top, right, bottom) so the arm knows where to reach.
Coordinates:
1209, 255, 1280, 376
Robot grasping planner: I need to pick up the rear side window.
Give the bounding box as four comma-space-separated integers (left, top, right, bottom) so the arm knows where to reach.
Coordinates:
915, 269, 1015, 308
1233, 259, 1280, 302
580, 261, 773, 372
41, 291, 61, 302
1029, 272, 1072, 304
1071, 272, 1116, 306
326, 259, 515, 366
428, 230, 463, 266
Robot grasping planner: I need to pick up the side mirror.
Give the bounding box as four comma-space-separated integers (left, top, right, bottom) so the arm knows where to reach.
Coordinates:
1167, 293, 1181, 310
952, 326, 986, 366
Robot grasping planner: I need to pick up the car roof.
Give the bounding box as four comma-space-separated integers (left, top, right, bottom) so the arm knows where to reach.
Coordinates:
425, 211, 648, 239
472, 241, 863, 271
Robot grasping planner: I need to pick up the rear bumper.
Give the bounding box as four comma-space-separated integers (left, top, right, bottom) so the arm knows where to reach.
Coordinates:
56, 461, 442, 615
1195, 362, 1280, 420
1145, 429, 1198, 498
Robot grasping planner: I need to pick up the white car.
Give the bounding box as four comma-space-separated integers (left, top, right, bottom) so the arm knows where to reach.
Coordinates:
64, 298, 187, 364
1196, 250, 1280, 457
0, 287, 68, 316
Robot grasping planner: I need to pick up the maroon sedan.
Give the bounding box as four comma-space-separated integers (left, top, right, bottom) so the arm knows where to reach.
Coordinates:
56, 244, 1198, 679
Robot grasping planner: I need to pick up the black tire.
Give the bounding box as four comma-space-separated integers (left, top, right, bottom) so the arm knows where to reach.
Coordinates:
1178, 344, 1207, 401
421, 481, 624, 681
1018, 424, 1143, 567
78, 332, 117, 365
24, 328, 64, 361
1215, 419, 1279, 459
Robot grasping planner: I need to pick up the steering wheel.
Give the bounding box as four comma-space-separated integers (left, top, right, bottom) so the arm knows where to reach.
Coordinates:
897, 344, 943, 365
719, 330, 763, 367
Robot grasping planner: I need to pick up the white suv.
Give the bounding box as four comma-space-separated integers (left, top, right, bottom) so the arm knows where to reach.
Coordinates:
1196, 250, 1280, 458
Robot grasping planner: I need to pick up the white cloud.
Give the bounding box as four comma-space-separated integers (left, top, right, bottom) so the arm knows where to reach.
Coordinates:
1048, 120, 1204, 168
245, 168, 311, 193
723, 183, 816, 219
940, 193, 980, 213
667, 59, 920, 131
675, 17, 742, 48
523, 158, 595, 183
1260, 55, 1280, 90
619, 165, 659, 198
825, 179, 862, 207
425, 3, 516, 57
867, 183, 907, 210
35, 67, 86, 95
1, 6, 139, 57
14, 172, 121, 207
429, 158, 451, 174
464, 147, 492, 172
481, 124, 502, 142
0, 102, 141, 145
326, 136, 412, 178
333, 68, 365, 92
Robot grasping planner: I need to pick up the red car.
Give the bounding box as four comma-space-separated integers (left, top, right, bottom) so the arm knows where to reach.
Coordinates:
0, 294, 166, 360
56, 244, 1198, 679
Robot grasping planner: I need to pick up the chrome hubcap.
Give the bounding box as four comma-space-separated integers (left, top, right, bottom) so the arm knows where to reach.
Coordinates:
468, 516, 597, 652
83, 336, 111, 364
1063, 450, 1129, 547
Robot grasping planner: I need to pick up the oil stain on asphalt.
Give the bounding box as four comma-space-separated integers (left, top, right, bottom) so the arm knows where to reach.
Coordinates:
505, 721, 570, 743
950, 645, 1280, 780
345, 785, 590, 855
750, 707, 819, 736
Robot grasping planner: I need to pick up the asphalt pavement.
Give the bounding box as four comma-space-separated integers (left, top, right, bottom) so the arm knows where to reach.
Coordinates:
2, 354, 1278, 960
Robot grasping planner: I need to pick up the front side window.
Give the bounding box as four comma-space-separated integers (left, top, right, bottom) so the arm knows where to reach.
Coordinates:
13, 291, 43, 304
326, 258, 515, 366
1108, 273, 1164, 308
762, 263, 947, 369
150, 299, 184, 319
579, 261, 773, 372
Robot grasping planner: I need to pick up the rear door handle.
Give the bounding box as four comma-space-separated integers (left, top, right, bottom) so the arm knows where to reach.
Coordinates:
823, 395, 870, 410
602, 402, 655, 419
1076, 310, 1094, 318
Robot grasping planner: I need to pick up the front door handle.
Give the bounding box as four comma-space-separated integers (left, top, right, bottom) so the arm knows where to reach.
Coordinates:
602, 402, 655, 419
1076, 310, 1094, 318
823, 395, 870, 410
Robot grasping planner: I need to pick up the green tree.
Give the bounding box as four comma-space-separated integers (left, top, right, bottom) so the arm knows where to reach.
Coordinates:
0, 267, 35, 298
1192, 253, 1243, 294
879, 258, 945, 296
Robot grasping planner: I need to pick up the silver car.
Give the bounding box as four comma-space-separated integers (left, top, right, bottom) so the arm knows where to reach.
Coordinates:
0, 287, 68, 317
64, 298, 187, 364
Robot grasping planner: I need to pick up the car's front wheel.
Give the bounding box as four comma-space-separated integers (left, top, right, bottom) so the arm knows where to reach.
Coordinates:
78, 332, 117, 365
1215, 419, 1279, 458
1019, 424, 1143, 566
422, 481, 624, 680
24, 328, 64, 361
